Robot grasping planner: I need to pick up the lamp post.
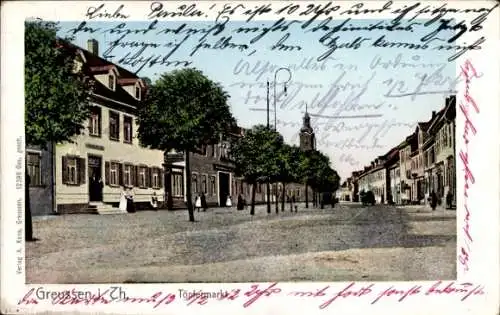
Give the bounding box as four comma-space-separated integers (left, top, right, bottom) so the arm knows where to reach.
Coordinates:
268, 67, 292, 214
272, 67, 292, 131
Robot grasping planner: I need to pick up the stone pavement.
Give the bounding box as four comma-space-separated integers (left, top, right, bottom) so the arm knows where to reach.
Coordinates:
26, 202, 456, 283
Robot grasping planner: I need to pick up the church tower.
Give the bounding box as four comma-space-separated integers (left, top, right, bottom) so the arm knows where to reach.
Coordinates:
299, 103, 316, 152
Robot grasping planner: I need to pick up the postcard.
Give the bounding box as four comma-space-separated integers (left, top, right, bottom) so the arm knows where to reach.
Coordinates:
1, 0, 499, 314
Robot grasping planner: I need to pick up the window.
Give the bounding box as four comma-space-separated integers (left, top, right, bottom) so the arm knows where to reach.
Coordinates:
89, 106, 101, 136
172, 173, 183, 197
26, 152, 41, 186
201, 174, 207, 193
63, 157, 85, 185
152, 168, 160, 189
108, 74, 115, 90
123, 116, 132, 143
109, 111, 120, 140
123, 164, 133, 187
257, 183, 262, 193
211, 144, 216, 158
139, 166, 147, 188
192, 173, 198, 193
210, 176, 216, 196
135, 86, 141, 100
109, 162, 119, 186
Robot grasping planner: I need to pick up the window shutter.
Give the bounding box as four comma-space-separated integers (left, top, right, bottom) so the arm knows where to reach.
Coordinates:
147, 167, 152, 188
98, 107, 102, 136
62, 156, 68, 184
119, 163, 124, 186
130, 165, 135, 187
78, 157, 86, 185
159, 169, 164, 188
105, 161, 110, 185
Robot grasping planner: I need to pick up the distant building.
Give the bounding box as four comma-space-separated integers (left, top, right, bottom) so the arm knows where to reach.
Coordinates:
349, 95, 456, 208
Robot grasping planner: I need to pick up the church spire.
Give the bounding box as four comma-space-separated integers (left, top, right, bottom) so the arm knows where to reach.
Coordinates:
299, 103, 315, 151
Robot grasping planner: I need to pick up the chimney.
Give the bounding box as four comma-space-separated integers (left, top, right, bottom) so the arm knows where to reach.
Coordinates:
432, 111, 436, 118
87, 39, 99, 56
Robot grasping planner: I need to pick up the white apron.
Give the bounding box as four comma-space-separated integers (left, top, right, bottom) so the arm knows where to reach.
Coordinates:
195, 197, 201, 208
226, 196, 232, 207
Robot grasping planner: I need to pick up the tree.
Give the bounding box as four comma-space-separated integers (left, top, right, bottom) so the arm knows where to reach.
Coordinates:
231, 125, 284, 215
25, 20, 93, 147
277, 144, 303, 212
137, 68, 236, 222
25, 20, 93, 241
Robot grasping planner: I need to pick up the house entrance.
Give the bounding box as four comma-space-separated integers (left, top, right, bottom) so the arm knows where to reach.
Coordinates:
88, 155, 103, 202
218, 172, 230, 206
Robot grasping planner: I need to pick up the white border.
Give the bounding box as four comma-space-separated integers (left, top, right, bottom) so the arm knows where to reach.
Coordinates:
1, 1, 499, 314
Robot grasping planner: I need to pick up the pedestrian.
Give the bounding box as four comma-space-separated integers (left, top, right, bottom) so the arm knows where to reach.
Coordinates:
150, 191, 159, 210
195, 194, 202, 212
237, 194, 244, 210
331, 194, 336, 208
125, 187, 136, 213
201, 192, 207, 212
446, 191, 453, 209
119, 186, 127, 212
226, 195, 232, 207
430, 190, 437, 211
292, 194, 297, 212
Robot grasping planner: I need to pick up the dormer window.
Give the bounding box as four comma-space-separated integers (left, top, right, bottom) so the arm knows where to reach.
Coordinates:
108, 73, 116, 90
135, 85, 141, 100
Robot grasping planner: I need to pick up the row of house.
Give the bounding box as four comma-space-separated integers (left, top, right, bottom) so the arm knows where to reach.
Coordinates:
341, 96, 457, 208
27, 39, 312, 216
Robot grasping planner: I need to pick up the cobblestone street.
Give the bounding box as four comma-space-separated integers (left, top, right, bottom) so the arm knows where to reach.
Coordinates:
26, 203, 456, 283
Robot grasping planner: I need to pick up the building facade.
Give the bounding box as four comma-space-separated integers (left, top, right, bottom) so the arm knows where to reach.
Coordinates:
350, 95, 456, 208
28, 39, 166, 215
26, 144, 55, 216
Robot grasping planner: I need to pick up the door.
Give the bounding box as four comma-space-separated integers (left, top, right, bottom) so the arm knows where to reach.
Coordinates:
218, 172, 229, 206
88, 155, 103, 202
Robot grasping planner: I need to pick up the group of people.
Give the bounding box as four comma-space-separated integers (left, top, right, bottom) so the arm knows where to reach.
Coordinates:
428, 190, 454, 211
119, 187, 159, 213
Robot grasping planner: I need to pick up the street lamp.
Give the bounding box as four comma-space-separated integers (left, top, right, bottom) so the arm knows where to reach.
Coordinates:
270, 67, 292, 131
266, 67, 292, 213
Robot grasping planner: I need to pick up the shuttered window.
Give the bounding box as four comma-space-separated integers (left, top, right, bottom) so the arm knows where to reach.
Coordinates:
62, 156, 85, 185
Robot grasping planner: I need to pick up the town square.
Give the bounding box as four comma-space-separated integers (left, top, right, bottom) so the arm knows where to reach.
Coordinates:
24, 16, 458, 284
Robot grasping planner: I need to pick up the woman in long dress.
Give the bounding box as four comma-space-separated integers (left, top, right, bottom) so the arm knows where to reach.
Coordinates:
126, 187, 136, 213
195, 194, 202, 212
119, 186, 127, 212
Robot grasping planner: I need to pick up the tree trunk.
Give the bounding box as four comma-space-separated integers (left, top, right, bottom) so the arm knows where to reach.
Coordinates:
266, 180, 271, 213
25, 172, 33, 241
251, 181, 256, 215
320, 192, 324, 209
275, 183, 279, 214
281, 183, 286, 212
185, 151, 195, 222
290, 194, 293, 212
305, 182, 309, 208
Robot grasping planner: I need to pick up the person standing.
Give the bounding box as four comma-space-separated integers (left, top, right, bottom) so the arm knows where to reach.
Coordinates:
237, 194, 244, 210
150, 191, 159, 210
201, 192, 207, 212
226, 195, 232, 207
119, 186, 127, 212
430, 190, 437, 211
126, 187, 136, 213
195, 194, 202, 212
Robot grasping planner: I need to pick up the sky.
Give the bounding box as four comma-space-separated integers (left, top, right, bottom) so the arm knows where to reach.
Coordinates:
57, 19, 456, 180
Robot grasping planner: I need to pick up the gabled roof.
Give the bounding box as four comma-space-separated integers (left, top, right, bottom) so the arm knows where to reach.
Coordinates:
58, 40, 145, 108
